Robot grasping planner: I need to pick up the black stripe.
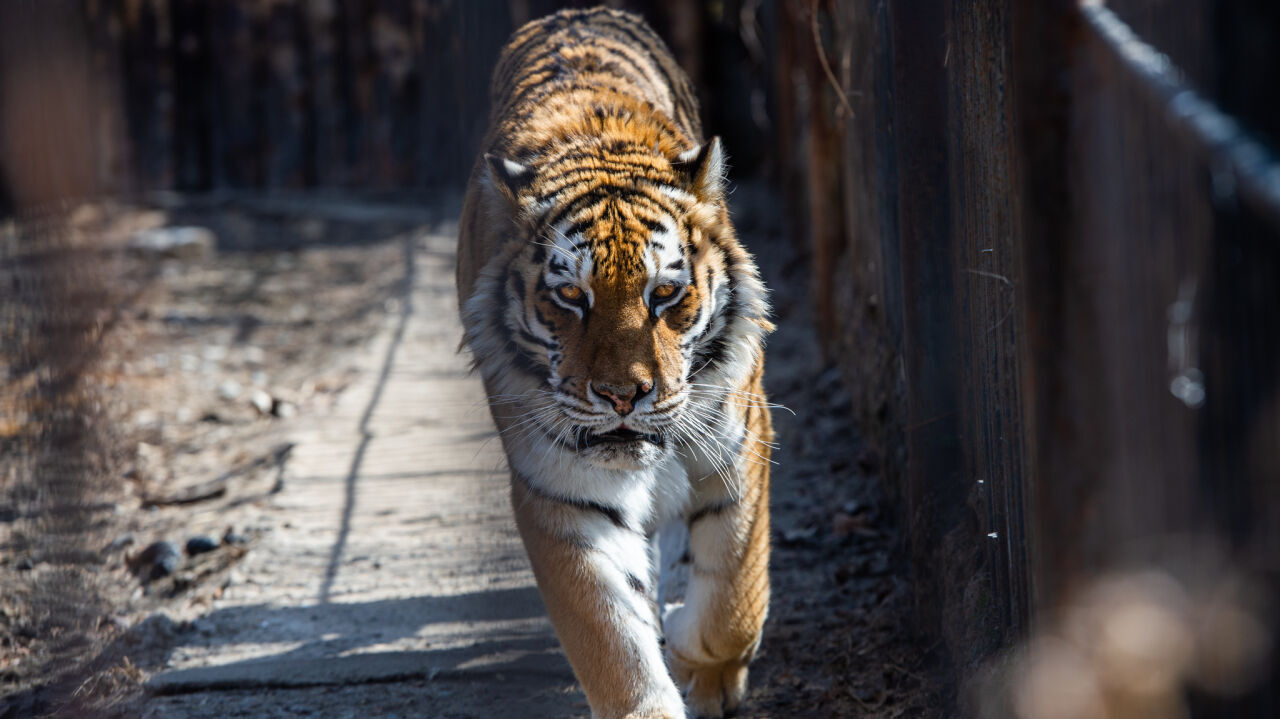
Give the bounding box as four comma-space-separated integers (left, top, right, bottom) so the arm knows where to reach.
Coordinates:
518, 329, 554, 350
589, 15, 681, 116
692, 334, 733, 375
688, 500, 736, 526
508, 342, 547, 376
498, 272, 550, 374
639, 216, 665, 233
533, 305, 556, 332
497, 70, 571, 119
517, 473, 636, 534
543, 146, 660, 170
535, 162, 686, 218
689, 266, 718, 346
565, 218, 594, 239
544, 184, 645, 230
494, 21, 556, 92
490, 275, 548, 378
536, 161, 671, 200
678, 307, 704, 346
542, 150, 665, 176
499, 44, 561, 93
626, 573, 647, 595
585, 49, 651, 88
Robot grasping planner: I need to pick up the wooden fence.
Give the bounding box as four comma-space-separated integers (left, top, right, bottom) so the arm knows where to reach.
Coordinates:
781, 0, 1280, 712
0, 0, 773, 199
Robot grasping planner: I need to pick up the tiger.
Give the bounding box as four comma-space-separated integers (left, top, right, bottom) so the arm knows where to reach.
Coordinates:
456, 8, 773, 718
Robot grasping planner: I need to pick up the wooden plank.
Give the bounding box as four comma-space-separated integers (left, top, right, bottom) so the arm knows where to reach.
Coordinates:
886, 0, 974, 671
170, 0, 212, 189
946, 0, 1030, 646
206, 1, 259, 187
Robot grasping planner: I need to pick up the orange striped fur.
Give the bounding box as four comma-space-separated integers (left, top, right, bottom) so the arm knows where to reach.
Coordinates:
456, 8, 773, 718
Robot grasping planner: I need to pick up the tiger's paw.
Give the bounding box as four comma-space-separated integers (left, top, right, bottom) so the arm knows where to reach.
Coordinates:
667, 651, 749, 719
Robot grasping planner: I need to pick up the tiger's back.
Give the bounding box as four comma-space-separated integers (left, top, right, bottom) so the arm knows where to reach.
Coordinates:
490, 7, 702, 139
457, 9, 773, 719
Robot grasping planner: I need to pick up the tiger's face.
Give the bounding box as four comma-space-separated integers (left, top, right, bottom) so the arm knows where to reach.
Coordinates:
524, 210, 720, 470
481, 140, 751, 471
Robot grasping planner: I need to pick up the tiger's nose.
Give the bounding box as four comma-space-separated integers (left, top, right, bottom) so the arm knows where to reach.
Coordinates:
591, 380, 653, 416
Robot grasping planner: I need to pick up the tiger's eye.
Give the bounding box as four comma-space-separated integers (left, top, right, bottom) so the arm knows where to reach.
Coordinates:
653, 282, 678, 299
557, 285, 583, 302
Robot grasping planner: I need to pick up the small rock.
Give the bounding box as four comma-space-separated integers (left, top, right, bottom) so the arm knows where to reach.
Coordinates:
271, 398, 297, 419
185, 535, 220, 556
130, 540, 181, 581
218, 380, 243, 401
171, 573, 194, 593
104, 533, 135, 554
249, 389, 273, 415
779, 526, 819, 545
248, 386, 273, 414
128, 226, 215, 259
155, 553, 179, 579
15, 557, 34, 571
223, 529, 249, 546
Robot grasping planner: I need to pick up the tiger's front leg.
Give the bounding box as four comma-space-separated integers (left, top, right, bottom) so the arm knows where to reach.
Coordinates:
512, 476, 686, 719
663, 378, 772, 718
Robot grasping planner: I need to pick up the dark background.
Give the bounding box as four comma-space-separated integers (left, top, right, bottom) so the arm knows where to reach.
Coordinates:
3, 1, 1280, 715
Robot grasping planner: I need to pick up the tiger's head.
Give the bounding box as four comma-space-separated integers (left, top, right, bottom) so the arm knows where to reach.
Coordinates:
467, 136, 770, 471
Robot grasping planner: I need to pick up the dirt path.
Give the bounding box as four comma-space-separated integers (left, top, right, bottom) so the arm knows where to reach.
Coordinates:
141, 226, 584, 718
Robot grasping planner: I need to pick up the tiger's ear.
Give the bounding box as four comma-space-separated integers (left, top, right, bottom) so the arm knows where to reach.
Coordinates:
485, 153, 533, 201
671, 137, 726, 202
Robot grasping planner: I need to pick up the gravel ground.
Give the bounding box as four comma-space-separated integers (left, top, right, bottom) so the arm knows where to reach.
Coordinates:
0, 189, 948, 718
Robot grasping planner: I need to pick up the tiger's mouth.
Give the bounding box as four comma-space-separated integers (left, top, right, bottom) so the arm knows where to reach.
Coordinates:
577, 427, 664, 449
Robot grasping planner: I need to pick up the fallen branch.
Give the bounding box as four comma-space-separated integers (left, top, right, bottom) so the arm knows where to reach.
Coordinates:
141, 442, 294, 508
